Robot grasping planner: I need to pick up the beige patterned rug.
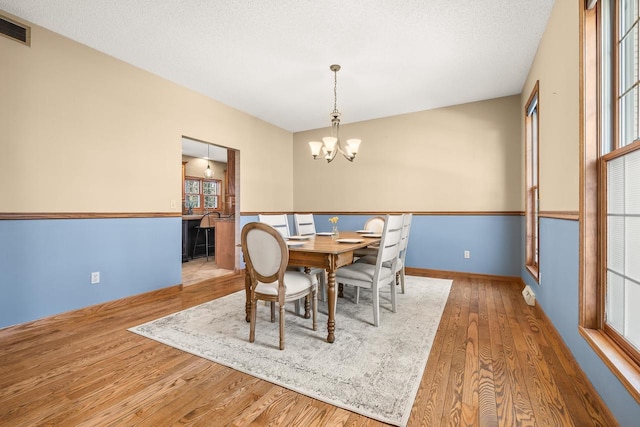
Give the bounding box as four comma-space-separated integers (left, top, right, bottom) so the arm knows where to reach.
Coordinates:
129, 276, 452, 426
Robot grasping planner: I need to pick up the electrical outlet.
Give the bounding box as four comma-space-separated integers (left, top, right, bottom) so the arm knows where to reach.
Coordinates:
170, 199, 176, 209
464, 250, 470, 259
91, 272, 100, 284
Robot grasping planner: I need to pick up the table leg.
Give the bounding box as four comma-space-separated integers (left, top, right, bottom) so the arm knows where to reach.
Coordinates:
326, 269, 336, 343
303, 267, 312, 319
245, 273, 252, 323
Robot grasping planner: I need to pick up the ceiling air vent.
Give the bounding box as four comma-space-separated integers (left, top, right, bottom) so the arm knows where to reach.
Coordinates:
0, 14, 30, 46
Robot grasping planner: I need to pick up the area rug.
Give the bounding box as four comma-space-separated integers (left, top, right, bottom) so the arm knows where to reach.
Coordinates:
129, 276, 452, 426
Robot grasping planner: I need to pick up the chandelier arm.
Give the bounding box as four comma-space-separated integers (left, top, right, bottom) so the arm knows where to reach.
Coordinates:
325, 145, 338, 163
310, 144, 338, 162
335, 141, 356, 161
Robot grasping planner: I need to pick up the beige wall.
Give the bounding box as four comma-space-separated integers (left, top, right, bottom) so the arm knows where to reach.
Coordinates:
0, 17, 293, 213
182, 156, 227, 183
2, 13, 531, 216
292, 96, 522, 212
521, 0, 579, 212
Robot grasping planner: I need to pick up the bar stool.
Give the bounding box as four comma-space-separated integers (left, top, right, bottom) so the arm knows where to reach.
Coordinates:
192, 213, 217, 261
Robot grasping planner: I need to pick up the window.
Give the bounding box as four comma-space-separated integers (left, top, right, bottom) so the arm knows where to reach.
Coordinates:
185, 178, 201, 210
525, 82, 540, 281
601, 0, 640, 366
604, 149, 640, 361
203, 180, 220, 210
581, 0, 640, 401
184, 176, 221, 213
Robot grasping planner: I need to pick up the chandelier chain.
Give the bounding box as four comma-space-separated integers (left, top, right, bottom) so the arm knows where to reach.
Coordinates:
333, 68, 339, 115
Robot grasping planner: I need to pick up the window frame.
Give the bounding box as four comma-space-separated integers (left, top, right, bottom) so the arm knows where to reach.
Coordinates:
601, 141, 640, 366
184, 175, 222, 214
203, 179, 220, 210
184, 177, 202, 210
525, 81, 541, 281
580, 0, 640, 403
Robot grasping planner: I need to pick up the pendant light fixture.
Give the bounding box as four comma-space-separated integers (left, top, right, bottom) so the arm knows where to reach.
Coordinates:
309, 64, 361, 163
204, 144, 213, 178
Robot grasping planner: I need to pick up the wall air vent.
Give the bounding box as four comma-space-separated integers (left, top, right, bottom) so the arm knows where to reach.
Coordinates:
0, 14, 30, 46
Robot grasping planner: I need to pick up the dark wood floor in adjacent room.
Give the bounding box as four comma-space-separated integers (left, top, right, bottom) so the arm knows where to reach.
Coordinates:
0, 273, 616, 426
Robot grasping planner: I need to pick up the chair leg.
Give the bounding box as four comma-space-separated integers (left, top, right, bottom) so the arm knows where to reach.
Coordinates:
249, 296, 257, 343
372, 287, 380, 327
400, 269, 406, 294
390, 279, 397, 313
279, 303, 285, 350
210, 228, 215, 258
355, 286, 360, 305
192, 227, 201, 258
204, 229, 210, 261
318, 271, 326, 302
270, 301, 275, 322
303, 295, 310, 319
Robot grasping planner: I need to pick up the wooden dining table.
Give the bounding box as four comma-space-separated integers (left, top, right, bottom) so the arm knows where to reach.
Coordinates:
244, 231, 381, 343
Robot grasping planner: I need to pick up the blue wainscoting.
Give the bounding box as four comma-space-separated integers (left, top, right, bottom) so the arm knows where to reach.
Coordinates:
406, 214, 521, 277
241, 213, 522, 277
0, 217, 182, 329
521, 217, 640, 426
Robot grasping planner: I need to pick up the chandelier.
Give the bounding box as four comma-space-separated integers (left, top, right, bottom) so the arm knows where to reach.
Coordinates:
309, 64, 361, 162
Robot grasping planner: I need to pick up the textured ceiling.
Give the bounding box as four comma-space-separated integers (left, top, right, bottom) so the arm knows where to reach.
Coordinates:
0, 0, 555, 132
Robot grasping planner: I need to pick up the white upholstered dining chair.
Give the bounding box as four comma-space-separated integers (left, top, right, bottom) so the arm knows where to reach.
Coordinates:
259, 213, 325, 311
293, 213, 317, 236
363, 216, 386, 233
395, 213, 412, 293
258, 214, 291, 237
241, 222, 317, 350
335, 214, 404, 326
358, 213, 413, 293
293, 213, 328, 301
353, 215, 386, 258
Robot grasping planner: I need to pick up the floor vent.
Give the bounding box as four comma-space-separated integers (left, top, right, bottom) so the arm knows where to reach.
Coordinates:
0, 14, 30, 46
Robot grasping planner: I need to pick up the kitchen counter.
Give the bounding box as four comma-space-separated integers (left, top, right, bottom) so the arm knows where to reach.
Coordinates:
182, 214, 234, 221
182, 214, 203, 221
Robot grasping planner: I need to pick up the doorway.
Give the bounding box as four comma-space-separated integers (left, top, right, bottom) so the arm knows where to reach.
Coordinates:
181, 136, 239, 285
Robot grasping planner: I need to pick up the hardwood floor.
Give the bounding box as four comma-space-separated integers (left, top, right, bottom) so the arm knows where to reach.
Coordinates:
182, 256, 235, 286
0, 274, 616, 426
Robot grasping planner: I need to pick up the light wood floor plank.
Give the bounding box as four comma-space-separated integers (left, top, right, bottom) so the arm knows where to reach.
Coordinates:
461, 279, 480, 426
477, 280, 498, 427
0, 274, 617, 426
491, 282, 537, 426
501, 286, 570, 426
411, 276, 465, 426
485, 280, 519, 427
439, 277, 472, 426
